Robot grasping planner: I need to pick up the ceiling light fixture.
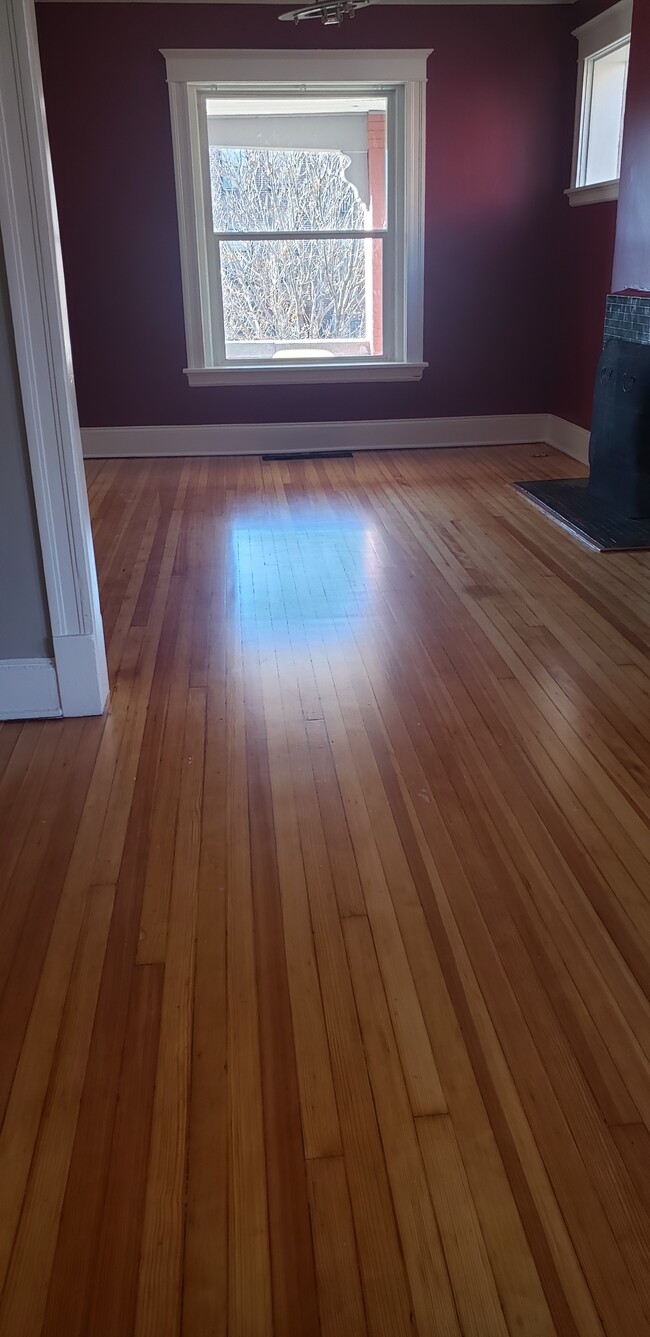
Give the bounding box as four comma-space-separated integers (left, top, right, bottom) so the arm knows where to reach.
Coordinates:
278, 0, 372, 27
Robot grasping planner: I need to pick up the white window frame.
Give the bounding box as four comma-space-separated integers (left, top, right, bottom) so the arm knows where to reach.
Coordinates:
162, 48, 430, 386
566, 0, 632, 208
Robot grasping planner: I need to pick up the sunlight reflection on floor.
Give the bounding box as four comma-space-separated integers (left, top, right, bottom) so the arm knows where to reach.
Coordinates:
232, 513, 379, 645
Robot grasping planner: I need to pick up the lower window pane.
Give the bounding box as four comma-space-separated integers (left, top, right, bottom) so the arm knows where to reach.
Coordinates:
219, 237, 383, 360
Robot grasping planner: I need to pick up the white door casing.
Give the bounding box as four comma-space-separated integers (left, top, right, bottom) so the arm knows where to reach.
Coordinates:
0, 0, 108, 716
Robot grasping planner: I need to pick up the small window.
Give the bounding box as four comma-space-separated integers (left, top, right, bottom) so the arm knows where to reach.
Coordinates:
567, 0, 632, 207
162, 49, 430, 385
581, 39, 630, 186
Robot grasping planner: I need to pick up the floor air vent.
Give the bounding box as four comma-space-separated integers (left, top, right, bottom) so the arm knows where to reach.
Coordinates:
262, 450, 354, 461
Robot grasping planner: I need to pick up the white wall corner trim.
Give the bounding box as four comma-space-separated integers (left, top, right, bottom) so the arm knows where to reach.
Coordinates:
545, 415, 591, 463
52, 634, 111, 716
0, 658, 61, 721
82, 413, 590, 461
0, 0, 109, 717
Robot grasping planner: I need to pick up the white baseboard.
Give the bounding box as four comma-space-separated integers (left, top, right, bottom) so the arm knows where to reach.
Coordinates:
545, 415, 590, 464
0, 657, 61, 720
53, 632, 109, 716
81, 413, 590, 465
82, 415, 550, 458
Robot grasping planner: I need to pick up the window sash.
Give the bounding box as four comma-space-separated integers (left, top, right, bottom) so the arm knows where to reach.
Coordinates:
576, 36, 630, 189
196, 84, 401, 366
214, 236, 390, 364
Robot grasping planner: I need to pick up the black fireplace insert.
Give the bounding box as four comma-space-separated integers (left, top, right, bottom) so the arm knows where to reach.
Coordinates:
515, 331, 650, 551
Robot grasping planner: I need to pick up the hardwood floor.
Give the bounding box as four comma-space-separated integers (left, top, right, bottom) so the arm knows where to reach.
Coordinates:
1, 443, 650, 1336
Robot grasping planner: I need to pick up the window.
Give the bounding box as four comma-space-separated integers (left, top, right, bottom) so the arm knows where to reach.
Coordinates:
162, 49, 430, 384
567, 0, 632, 207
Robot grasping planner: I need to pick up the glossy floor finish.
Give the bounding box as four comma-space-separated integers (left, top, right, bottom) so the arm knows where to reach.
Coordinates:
1, 445, 650, 1337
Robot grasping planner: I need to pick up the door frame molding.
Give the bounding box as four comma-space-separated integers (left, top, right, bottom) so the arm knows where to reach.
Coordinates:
0, 0, 108, 716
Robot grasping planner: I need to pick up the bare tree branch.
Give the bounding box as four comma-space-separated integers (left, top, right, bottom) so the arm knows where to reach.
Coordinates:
210, 147, 368, 344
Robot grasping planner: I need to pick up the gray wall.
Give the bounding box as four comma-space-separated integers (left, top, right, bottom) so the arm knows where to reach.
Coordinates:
0, 231, 52, 660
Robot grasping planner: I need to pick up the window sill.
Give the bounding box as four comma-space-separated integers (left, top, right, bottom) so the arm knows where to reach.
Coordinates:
185, 362, 427, 387
565, 180, 619, 207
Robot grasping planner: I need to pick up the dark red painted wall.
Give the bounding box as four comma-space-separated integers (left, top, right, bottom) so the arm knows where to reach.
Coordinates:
36, 3, 570, 429
550, 199, 616, 429
573, 0, 618, 21
549, 0, 617, 431
613, 0, 650, 293
551, 0, 650, 428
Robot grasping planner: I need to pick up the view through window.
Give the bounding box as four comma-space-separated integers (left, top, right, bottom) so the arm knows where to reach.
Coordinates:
206, 96, 388, 361
581, 39, 630, 187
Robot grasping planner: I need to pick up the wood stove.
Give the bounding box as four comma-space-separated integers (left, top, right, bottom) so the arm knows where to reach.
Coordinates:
589, 337, 650, 520
515, 293, 650, 551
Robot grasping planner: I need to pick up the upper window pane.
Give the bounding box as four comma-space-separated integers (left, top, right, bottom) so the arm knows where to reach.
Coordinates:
206, 95, 388, 233
583, 39, 630, 186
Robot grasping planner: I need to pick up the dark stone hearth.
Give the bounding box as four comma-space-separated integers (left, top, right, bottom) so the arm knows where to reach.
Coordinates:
515, 479, 650, 551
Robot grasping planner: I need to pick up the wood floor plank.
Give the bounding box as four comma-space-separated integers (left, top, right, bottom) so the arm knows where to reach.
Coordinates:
258, 646, 342, 1161
358, 686, 590, 1337
1, 447, 650, 1337
181, 534, 228, 1337
225, 616, 274, 1337
0, 720, 77, 992
278, 680, 416, 1336
244, 631, 321, 1337
304, 717, 366, 918
307, 1157, 368, 1337
135, 550, 194, 963
0, 723, 60, 905
393, 766, 640, 1336
345, 611, 640, 1137
0, 649, 147, 1294
382, 481, 650, 906
0, 723, 37, 826
0, 719, 103, 1122
0, 882, 115, 1337
305, 627, 447, 1119
353, 617, 650, 1304
40, 506, 183, 1337
416, 1114, 509, 1337
343, 913, 461, 1337
611, 1124, 650, 1220
87, 963, 164, 1337
134, 687, 205, 1337
407, 641, 650, 1112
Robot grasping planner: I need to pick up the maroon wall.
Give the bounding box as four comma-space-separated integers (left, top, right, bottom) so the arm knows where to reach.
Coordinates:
573, 0, 619, 20
36, 3, 570, 429
549, 0, 617, 431
550, 201, 616, 430
613, 0, 650, 293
